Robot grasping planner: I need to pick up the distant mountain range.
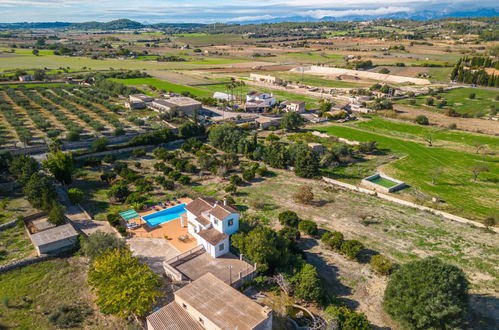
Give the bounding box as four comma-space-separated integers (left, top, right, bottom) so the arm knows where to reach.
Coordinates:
0, 8, 497, 30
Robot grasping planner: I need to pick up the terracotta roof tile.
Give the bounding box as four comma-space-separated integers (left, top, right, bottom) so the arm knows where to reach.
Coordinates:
198, 227, 227, 245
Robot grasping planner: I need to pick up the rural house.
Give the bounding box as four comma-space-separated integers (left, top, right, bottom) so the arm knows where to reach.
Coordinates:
184, 197, 239, 258
282, 100, 306, 113
250, 73, 283, 85
246, 91, 276, 108
146, 272, 272, 330
29, 223, 79, 255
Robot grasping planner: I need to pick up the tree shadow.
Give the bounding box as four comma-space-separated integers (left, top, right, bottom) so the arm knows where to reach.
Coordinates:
466, 293, 499, 329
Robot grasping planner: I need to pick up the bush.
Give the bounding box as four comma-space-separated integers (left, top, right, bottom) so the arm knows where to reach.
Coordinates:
229, 175, 243, 186
279, 226, 300, 242
292, 185, 314, 204
291, 264, 322, 302
278, 210, 300, 228
468, 93, 476, 99
425, 98, 434, 106
102, 155, 117, 164
68, 188, 84, 204
370, 254, 394, 275
66, 130, 80, 141
384, 257, 469, 329
80, 231, 126, 260
256, 165, 269, 177
324, 305, 370, 330
91, 138, 108, 152
415, 115, 429, 125
48, 304, 92, 328
298, 220, 318, 236
48, 202, 66, 225
323, 231, 344, 250
132, 149, 146, 158
340, 240, 364, 260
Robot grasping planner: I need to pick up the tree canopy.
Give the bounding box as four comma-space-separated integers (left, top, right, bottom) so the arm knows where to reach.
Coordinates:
384, 257, 469, 329
43, 150, 75, 185
80, 231, 126, 261
88, 248, 161, 318
281, 112, 304, 131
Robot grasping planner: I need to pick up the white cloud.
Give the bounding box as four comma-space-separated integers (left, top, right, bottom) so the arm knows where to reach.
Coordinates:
223, 15, 279, 22
303, 6, 412, 19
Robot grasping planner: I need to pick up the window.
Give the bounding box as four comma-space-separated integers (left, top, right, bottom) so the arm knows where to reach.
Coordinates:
182, 303, 187, 309
219, 243, 224, 251
228, 219, 234, 226
214, 219, 218, 225
199, 317, 204, 325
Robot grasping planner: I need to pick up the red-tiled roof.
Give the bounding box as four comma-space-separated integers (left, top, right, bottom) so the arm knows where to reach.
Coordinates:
198, 227, 227, 245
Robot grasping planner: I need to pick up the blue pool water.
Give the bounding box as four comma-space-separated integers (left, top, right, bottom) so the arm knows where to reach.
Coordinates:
142, 203, 187, 227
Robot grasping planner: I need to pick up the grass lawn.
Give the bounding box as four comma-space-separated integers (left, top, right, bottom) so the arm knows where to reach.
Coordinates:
0, 257, 127, 329
0, 224, 34, 266
398, 87, 498, 117
315, 123, 498, 220
110, 77, 212, 97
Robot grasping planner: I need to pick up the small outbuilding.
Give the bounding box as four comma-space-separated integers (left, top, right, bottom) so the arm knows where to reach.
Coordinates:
30, 223, 79, 255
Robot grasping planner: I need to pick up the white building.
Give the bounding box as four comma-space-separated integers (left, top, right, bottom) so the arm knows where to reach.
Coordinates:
246, 91, 276, 108
250, 73, 283, 85
184, 197, 239, 258
213, 92, 235, 102
129, 94, 154, 103
282, 100, 306, 113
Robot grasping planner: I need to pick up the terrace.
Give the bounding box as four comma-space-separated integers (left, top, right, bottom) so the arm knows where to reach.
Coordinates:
121, 197, 197, 253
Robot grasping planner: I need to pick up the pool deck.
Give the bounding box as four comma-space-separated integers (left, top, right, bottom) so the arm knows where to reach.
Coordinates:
127, 198, 197, 253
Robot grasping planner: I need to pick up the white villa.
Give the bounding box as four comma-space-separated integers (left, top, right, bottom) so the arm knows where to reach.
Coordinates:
246, 91, 276, 108
184, 197, 239, 258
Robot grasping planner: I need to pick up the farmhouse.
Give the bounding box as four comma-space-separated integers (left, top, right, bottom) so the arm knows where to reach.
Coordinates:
125, 100, 146, 109
18, 74, 33, 82
29, 223, 79, 256
246, 91, 276, 109
129, 94, 154, 103
255, 116, 282, 129
185, 197, 239, 258
250, 73, 283, 85
308, 142, 325, 155
149, 97, 202, 116
282, 100, 306, 113
147, 273, 272, 330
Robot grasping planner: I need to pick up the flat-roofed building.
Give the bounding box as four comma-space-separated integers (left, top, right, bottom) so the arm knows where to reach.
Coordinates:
30, 223, 79, 255
255, 116, 281, 130
282, 100, 306, 113
250, 73, 283, 85
146, 273, 272, 330
129, 94, 154, 103
125, 100, 146, 109
150, 97, 202, 116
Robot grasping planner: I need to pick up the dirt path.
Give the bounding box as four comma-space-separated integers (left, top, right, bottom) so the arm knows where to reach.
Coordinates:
394, 104, 499, 135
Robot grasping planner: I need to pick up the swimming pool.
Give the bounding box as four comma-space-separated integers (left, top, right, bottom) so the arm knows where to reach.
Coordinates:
142, 203, 187, 227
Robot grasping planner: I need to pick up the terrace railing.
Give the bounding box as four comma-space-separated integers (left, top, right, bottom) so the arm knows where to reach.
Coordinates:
166, 244, 205, 267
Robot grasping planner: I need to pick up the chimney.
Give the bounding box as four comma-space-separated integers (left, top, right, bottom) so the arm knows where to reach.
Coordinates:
223, 198, 227, 206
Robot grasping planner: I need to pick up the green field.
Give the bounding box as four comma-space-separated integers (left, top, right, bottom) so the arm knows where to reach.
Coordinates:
315, 121, 498, 220
356, 118, 499, 153
172, 33, 244, 46
110, 77, 212, 97
0, 53, 248, 72
398, 87, 498, 117
282, 51, 345, 64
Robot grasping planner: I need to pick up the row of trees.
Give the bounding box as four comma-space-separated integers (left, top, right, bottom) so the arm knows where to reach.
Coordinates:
208, 123, 321, 179
450, 57, 499, 87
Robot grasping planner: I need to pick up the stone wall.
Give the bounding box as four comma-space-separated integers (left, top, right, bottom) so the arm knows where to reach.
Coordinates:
0, 255, 52, 274
322, 177, 497, 233
293, 65, 431, 85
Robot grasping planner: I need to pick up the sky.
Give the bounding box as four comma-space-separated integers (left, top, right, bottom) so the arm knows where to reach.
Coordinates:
0, 0, 497, 23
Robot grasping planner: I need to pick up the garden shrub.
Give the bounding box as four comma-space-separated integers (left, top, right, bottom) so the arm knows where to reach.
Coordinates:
370, 254, 394, 275
340, 240, 364, 260
298, 220, 318, 236
278, 210, 300, 228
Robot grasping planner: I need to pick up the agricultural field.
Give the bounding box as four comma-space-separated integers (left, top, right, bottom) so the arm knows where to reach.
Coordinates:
314, 119, 498, 221
0, 85, 144, 148
0, 257, 128, 329
109, 77, 212, 97
398, 87, 499, 117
